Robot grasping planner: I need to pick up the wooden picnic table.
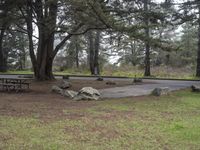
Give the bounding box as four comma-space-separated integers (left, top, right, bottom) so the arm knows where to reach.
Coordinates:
0, 77, 31, 92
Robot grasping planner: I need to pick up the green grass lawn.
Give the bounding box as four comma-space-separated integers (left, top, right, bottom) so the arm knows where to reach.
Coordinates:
1, 90, 200, 150
1, 68, 200, 80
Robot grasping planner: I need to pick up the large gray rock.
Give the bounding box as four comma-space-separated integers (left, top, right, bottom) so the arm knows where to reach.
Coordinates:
62, 90, 78, 98
191, 85, 200, 92
58, 80, 71, 89
151, 87, 169, 96
74, 87, 101, 100
51, 86, 64, 95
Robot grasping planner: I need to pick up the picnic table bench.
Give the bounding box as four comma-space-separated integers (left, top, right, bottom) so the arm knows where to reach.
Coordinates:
0, 77, 31, 92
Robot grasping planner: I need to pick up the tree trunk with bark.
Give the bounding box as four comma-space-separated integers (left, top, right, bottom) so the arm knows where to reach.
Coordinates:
88, 31, 95, 75
88, 31, 101, 75
196, 4, 200, 77
94, 31, 100, 75
0, 26, 7, 72
144, 0, 151, 76
24, 0, 79, 80
75, 37, 79, 68
130, 41, 137, 66
0, 1, 9, 72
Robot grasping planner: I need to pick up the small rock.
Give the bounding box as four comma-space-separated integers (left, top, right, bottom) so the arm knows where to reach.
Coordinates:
51, 86, 64, 95
133, 78, 142, 83
191, 85, 200, 92
106, 81, 116, 85
62, 90, 78, 98
63, 75, 69, 79
58, 80, 71, 89
151, 87, 169, 96
74, 87, 101, 100
96, 76, 104, 81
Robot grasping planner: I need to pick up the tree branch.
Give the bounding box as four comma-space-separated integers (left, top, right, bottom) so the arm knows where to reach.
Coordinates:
51, 23, 84, 59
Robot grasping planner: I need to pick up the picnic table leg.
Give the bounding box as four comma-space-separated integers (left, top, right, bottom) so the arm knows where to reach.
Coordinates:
7, 85, 10, 92
19, 80, 22, 90
2, 79, 5, 91
16, 84, 20, 93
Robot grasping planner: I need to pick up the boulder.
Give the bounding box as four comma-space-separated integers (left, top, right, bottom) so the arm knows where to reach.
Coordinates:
62, 90, 78, 98
74, 87, 101, 100
58, 80, 71, 89
191, 85, 200, 92
51, 86, 64, 95
151, 87, 169, 96
106, 81, 116, 85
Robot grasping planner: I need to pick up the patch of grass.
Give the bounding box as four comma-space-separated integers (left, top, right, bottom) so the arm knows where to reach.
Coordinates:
1, 90, 200, 149
0, 70, 33, 74
54, 68, 91, 76
2, 66, 200, 80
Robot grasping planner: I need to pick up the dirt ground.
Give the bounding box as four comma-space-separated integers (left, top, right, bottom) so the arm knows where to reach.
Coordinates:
0, 79, 145, 121
31, 79, 137, 93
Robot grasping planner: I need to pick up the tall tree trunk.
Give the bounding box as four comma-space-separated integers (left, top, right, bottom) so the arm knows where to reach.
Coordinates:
22, 47, 26, 70
0, 1, 10, 72
131, 41, 136, 66
75, 37, 79, 68
24, 0, 82, 80
26, 0, 38, 78
19, 35, 26, 70
88, 31, 95, 74
196, 5, 200, 77
94, 31, 100, 75
25, 0, 57, 80
144, 0, 151, 76
0, 27, 7, 72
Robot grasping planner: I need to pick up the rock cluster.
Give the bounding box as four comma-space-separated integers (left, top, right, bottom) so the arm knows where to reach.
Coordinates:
51, 84, 101, 100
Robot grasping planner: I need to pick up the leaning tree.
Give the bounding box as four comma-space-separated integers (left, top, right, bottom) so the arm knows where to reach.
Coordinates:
16, 0, 109, 80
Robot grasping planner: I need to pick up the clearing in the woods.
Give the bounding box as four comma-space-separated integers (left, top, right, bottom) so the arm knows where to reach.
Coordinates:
0, 79, 200, 149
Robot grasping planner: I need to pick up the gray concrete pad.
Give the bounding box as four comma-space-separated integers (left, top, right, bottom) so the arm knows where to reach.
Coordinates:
99, 79, 200, 98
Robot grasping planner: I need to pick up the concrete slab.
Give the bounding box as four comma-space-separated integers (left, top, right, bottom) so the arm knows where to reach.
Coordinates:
99, 79, 200, 98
